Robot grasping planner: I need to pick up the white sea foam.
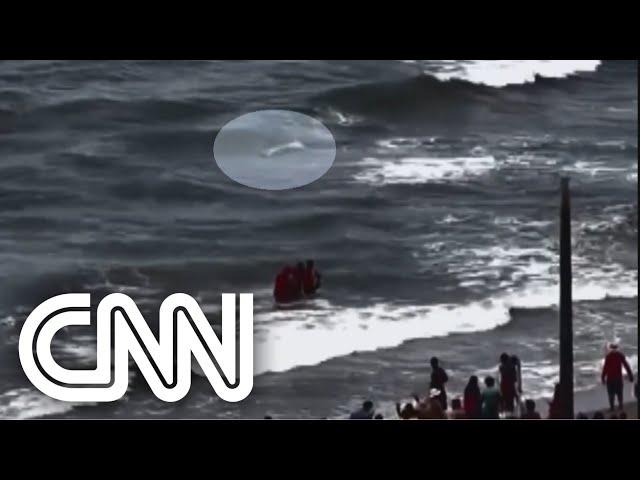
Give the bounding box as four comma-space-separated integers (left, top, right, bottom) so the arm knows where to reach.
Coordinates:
0, 315, 16, 328
375, 137, 429, 151
493, 216, 553, 229
354, 156, 496, 185
262, 140, 305, 158
251, 254, 636, 376
436, 214, 467, 225
564, 160, 629, 177
253, 297, 513, 375
326, 109, 359, 126
0, 388, 75, 419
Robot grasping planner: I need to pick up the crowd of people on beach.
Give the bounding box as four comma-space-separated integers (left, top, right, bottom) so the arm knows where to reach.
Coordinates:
346, 344, 637, 420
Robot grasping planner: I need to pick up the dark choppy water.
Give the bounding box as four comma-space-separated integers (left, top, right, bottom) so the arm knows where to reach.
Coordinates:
0, 60, 637, 419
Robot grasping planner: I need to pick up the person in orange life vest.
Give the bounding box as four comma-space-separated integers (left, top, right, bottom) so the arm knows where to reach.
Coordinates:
601, 342, 634, 412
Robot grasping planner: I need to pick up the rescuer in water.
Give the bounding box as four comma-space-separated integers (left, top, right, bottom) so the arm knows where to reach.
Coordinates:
273, 260, 321, 304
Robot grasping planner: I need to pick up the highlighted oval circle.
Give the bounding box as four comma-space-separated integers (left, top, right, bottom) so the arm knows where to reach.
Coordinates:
214, 110, 336, 191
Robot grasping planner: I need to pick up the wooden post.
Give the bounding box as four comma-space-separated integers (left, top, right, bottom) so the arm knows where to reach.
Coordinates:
559, 177, 574, 418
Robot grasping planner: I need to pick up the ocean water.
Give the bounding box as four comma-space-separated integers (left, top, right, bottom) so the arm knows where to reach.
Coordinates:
0, 60, 637, 419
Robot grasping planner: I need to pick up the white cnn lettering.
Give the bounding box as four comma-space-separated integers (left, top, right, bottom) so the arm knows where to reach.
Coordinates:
18, 293, 253, 403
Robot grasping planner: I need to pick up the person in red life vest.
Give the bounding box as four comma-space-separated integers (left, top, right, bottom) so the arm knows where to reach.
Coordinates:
601, 342, 634, 412
273, 266, 290, 304
302, 259, 321, 296
273, 265, 297, 304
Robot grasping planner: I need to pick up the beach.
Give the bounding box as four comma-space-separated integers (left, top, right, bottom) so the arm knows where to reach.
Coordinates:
0, 60, 636, 419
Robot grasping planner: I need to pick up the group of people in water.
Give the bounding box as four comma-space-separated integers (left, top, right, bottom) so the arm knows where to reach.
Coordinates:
273, 260, 321, 304
348, 344, 637, 420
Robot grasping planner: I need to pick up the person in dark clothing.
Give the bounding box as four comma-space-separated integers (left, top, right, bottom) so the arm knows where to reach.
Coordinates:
498, 353, 518, 415
463, 375, 482, 419
593, 411, 605, 419
511, 355, 523, 396
429, 357, 449, 410
449, 398, 466, 419
350, 400, 375, 419
481, 376, 501, 419
396, 402, 418, 420
576, 412, 588, 419
302, 259, 321, 295
601, 343, 634, 411
374, 414, 383, 419
548, 383, 562, 419
294, 262, 306, 297
520, 399, 541, 419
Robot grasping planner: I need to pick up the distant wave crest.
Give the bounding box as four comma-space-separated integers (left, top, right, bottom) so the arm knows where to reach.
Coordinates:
404, 60, 602, 88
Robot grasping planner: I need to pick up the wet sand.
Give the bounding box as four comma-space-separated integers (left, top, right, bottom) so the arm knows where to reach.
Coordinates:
537, 383, 638, 419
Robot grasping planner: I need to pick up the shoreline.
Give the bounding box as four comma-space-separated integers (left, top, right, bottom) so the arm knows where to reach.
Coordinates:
536, 382, 637, 419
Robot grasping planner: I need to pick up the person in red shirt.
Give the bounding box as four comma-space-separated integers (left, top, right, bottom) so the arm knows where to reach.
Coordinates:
601, 343, 634, 412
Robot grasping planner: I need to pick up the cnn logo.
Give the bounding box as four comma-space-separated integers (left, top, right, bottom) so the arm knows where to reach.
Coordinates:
19, 293, 253, 403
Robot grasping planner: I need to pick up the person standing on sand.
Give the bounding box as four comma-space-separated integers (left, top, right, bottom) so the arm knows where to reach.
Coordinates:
547, 383, 562, 419
429, 357, 449, 410
481, 376, 501, 419
463, 375, 482, 419
601, 343, 634, 412
511, 355, 523, 398
498, 353, 518, 415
